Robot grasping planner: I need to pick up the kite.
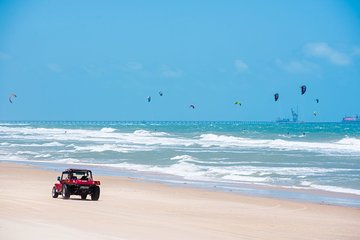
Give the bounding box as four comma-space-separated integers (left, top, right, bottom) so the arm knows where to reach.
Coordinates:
159, 91, 163, 96
9, 93, 17, 103
301, 85, 307, 95
189, 105, 195, 109
147, 96, 151, 102
315, 99, 319, 103
274, 93, 279, 102
234, 101, 242, 106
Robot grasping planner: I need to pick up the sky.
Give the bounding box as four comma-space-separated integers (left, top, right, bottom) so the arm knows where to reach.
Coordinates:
0, 0, 359, 121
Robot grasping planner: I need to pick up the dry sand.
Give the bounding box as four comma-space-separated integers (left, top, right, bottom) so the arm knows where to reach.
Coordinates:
0, 162, 359, 240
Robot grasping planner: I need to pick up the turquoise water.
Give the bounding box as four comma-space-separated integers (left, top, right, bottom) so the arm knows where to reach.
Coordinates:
1, 121, 360, 206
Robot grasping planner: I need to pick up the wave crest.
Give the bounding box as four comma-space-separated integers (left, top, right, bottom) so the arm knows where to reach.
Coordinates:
100, 127, 117, 133
198, 134, 360, 155
133, 129, 169, 137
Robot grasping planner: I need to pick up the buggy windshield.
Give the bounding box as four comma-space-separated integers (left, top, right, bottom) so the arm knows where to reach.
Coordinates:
62, 170, 92, 181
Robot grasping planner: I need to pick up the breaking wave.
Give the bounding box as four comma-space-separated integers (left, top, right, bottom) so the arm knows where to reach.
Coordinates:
1, 122, 360, 199
100, 127, 117, 133
198, 134, 360, 155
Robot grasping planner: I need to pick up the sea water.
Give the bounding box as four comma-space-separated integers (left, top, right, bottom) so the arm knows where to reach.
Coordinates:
1, 121, 359, 206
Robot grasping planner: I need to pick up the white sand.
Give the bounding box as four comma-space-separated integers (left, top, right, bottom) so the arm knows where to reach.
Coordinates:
0, 163, 359, 240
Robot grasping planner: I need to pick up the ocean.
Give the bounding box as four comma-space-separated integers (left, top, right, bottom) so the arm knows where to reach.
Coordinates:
1, 121, 360, 207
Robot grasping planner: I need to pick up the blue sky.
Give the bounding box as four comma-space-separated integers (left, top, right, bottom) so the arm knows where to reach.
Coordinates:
0, 0, 359, 121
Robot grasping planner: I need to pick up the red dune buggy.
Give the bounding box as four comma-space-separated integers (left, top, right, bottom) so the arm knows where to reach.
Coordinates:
52, 169, 100, 200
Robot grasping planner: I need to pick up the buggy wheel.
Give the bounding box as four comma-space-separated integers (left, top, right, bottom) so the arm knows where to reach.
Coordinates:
52, 186, 58, 198
62, 184, 70, 199
81, 194, 87, 200
91, 186, 100, 201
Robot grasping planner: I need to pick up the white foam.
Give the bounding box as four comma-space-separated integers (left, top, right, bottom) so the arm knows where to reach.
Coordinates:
300, 181, 360, 195
152, 162, 208, 181
170, 155, 197, 162
16, 151, 39, 155
100, 127, 117, 133
0, 154, 28, 162
300, 181, 312, 186
170, 155, 206, 164
34, 154, 51, 158
170, 155, 192, 161
103, 161, 209, 181
336, 137, 360, 146
43, 142, 64, 146
0, 126, 177, 147
9, 142, 64, 147
198, 134, 360, 155
73, 144, 155, 153
95, 161, 346, 185
54, 158, 81, 164
0, 123, 30, 126
133, 129, 169, 137
222, 175, 269, 182
310, 184, 360, 195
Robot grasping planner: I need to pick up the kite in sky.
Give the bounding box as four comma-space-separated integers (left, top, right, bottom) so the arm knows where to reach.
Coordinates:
234, 101, 242, 106
274, 93, 279, 102
9, 93, 17, 103
301, 85, 307, 95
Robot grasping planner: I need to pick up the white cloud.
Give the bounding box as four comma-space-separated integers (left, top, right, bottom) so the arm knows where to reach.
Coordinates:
47, 63, 62, 72
161, 65, 183, 78
304, 42, 350, 66
276, 59, 316, 73
234, 59, 248, 72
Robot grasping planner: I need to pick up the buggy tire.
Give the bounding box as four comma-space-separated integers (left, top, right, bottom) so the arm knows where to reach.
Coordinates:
62, 184, 70, 199
52, 186, 58, 198
91, 186, 100, 201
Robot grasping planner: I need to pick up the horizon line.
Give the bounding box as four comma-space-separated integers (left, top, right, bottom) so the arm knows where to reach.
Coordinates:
0, 120, 346, 124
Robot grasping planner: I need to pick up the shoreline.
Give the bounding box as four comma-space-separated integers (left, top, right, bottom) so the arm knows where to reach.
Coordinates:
2, 160, 360, 208
1, 162, 360, 239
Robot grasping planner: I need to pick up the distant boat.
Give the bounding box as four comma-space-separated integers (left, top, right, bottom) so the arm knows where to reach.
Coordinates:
276, 118, 290, 123
276, 108, 298, 123
342, 115, 360, 123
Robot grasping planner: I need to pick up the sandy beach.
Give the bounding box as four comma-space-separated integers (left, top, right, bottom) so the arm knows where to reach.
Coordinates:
0, 162, 359, 240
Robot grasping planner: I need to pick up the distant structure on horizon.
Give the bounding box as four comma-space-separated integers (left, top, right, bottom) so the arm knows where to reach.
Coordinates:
291, 108, 298, 122
276, 108, 299, 123
342, 115, 359, 123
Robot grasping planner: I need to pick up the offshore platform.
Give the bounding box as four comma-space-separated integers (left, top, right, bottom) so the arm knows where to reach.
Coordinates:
276, 108, 298, 123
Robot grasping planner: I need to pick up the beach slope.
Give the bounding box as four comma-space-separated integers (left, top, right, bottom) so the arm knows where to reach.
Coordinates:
0, 163, 359, 240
